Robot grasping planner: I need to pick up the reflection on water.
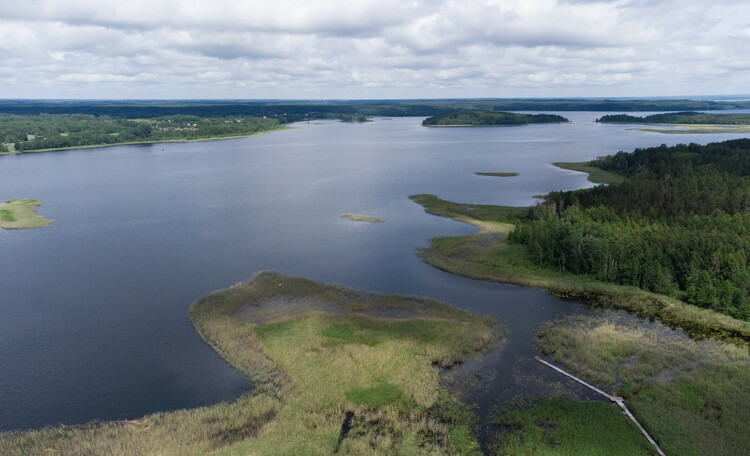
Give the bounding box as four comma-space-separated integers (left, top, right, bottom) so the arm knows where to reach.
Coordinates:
1, 115, 746, 431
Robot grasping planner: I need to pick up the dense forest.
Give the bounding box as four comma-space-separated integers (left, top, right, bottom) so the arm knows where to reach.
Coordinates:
597, 112, 750, 125
509, 139, 750, 320
0, 114, 282, 152
422, 111, 568, 126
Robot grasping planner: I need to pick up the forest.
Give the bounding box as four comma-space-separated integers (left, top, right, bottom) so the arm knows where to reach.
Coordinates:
422, 111, 568, 126
508, 139, 750, 320
0, 114, 282, 152
597, 112, 750, 125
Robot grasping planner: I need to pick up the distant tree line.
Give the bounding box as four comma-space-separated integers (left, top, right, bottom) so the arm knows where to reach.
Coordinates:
422, 111, 569, 126
509, 139, 750, 320
0, 114, 281, 152
597, 112, 750, 125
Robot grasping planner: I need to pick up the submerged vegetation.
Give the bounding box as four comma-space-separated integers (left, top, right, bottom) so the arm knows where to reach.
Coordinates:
339, 213, 383, 223
0, 199, 53, 229
536, 314, 750, 456
422, 111, 568, 127
1, 271, 500, 455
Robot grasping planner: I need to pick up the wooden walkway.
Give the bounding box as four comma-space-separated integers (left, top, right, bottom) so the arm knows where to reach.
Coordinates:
534, 356, 666, 456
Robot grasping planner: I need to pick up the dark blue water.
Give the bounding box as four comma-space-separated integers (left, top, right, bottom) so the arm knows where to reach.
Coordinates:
1, 114, 747, 431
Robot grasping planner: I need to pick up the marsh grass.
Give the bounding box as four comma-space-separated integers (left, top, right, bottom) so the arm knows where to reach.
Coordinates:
492, 397, 658, 455
552, 162, 626, 185
411, 194, 750, 347
536, 314, 750, 456
0, 198, 53, 229
2, 271, 500, 455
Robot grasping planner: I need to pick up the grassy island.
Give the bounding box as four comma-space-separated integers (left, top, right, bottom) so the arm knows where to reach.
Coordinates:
339, 213, 383, 223
0, 199, 53, 229
1, 271, 500, 455
475, 172, 519, 177
422, 111, 569, 127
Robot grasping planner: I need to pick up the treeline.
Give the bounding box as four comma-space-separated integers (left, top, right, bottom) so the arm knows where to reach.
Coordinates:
1, 99, 749, 121
422, 111, 568, 126
1, 114, 281, 152
597, 112, 750, 125
508, 139, 750, 320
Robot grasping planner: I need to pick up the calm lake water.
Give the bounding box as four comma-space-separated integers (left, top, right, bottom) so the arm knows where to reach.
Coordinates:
1, 113, 748, 432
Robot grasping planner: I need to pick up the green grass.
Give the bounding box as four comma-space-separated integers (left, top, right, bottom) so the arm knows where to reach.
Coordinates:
536, 315, 750, 456
475, 172, 519, 177
1, 271, 501, 455
0, 199, 53, 229
492, 398, 658, 455
553, 162, 626, 185
411, 194, 750, 347
339, 213, 383, 223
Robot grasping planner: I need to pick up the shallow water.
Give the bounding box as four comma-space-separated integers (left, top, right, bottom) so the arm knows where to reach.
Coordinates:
1, 114, 747, 431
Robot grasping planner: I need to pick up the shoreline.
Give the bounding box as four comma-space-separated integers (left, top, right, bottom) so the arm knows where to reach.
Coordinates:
409, 193, 750, 347
0, 126, 292, 156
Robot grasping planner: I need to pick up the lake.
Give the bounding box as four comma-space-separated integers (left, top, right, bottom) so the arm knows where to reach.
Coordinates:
1, 113, 747, 431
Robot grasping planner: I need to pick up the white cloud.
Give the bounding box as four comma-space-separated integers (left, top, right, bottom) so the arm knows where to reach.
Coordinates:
0, 0, 749, 98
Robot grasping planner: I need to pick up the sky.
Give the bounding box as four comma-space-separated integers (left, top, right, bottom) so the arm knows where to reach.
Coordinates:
1, 0, 749, 100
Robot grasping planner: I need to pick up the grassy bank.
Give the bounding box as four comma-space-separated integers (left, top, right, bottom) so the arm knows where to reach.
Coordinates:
410, 194, 750, 346
339, 213, 383, 223
552, 162, 625, 184
1, 271, 500, 455
0, 199, 53, 229
535, 314, 750, 456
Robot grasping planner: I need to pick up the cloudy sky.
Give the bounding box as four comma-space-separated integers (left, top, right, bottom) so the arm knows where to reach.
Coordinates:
1, 0, 749, 99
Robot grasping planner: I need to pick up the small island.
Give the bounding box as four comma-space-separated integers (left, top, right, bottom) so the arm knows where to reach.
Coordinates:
475, 172, 519, 177
422, 111, 569, 127
0, 199, 53, 229
339, 213, 383, 223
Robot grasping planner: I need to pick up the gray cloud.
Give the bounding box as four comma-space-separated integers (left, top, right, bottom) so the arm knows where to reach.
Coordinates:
1, 0, 748, 98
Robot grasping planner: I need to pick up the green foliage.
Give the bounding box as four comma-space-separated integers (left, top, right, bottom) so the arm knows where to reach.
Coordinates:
422, 110, 568, 126
510, 139, 750, 321
475, 172, 519, 177
345, 382, 404, 408
598, 112, 750, 125
0, 209, 15, 222
492, 397, 658, 455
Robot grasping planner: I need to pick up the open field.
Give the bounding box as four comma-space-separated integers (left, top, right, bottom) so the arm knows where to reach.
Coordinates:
0, 199, 53, 229
1, 271, 500, 455
552, 162, 626, 185
535, 313, 750, 456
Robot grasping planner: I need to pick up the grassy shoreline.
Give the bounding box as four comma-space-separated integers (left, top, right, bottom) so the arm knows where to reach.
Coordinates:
632, 124, 750, 134
1, 271, 500, 455
409, 194, 750, 347
0, 127, 290, 155
0, 199, 53, 229
552, 161, 625, 184
339, 213, 383, 223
